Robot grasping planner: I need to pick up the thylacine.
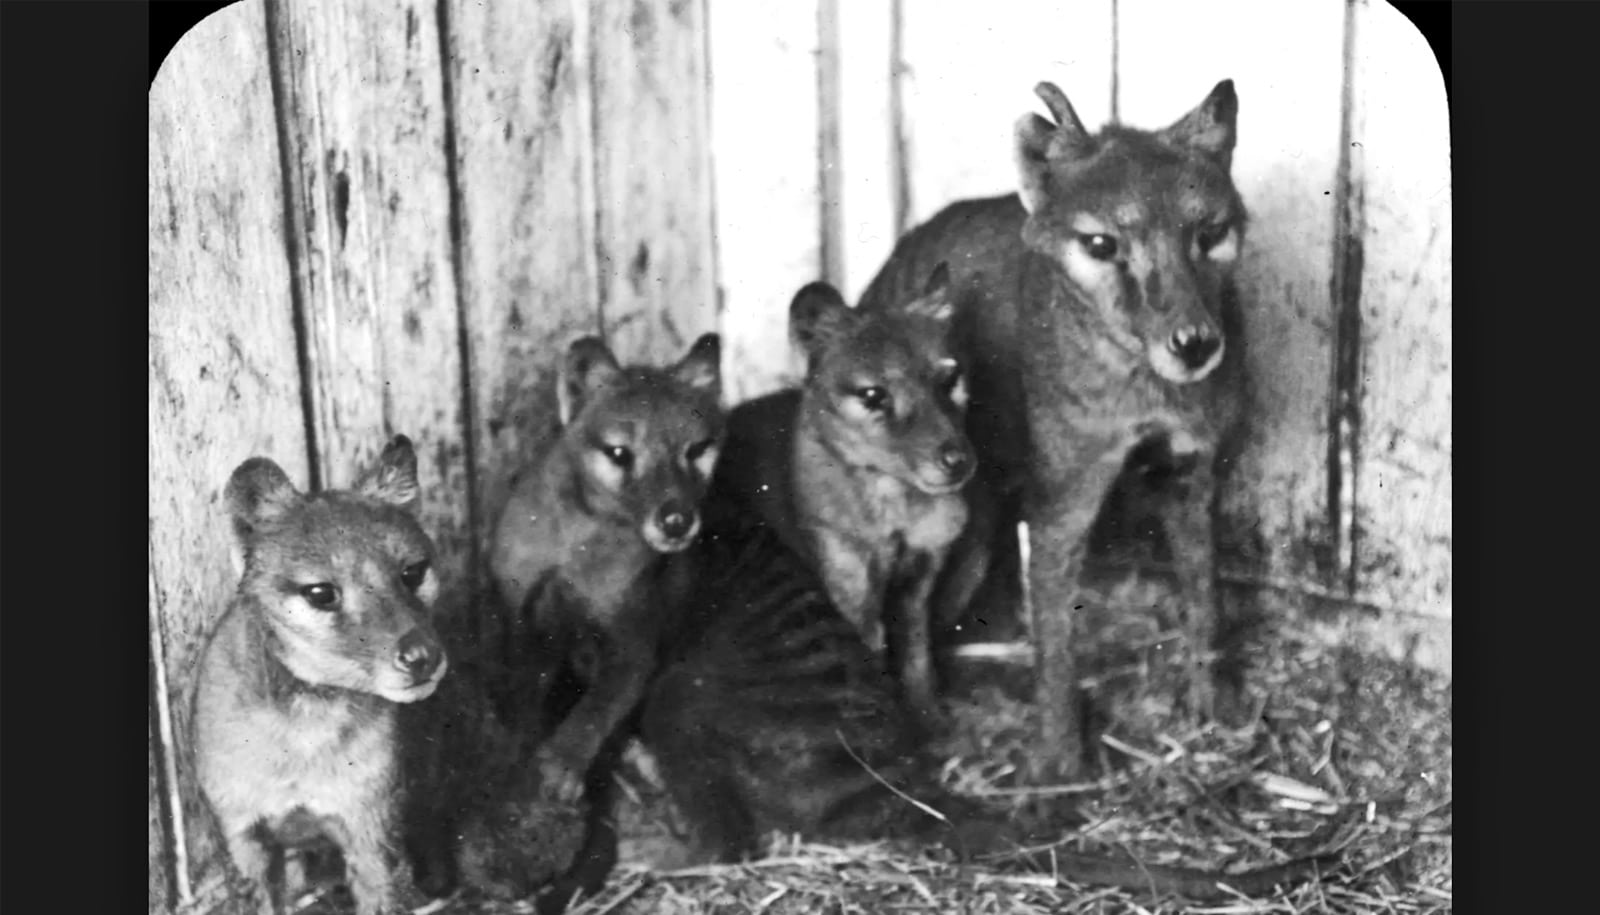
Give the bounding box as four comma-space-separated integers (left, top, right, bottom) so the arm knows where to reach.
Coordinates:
193, 435, 448, 915
858, 80, 1250, 776
488, 333, 723, 804
709, 264, 982, 722
638, 505, 1352, 899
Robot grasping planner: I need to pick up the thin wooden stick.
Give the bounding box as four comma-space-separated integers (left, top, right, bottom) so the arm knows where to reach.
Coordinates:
149, 566, 194, 903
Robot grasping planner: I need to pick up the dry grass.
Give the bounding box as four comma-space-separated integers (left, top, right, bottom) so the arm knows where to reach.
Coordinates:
238, 571, 1450, 915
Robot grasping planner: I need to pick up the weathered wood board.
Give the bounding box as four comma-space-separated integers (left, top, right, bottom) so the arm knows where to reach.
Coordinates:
590, 0, 719, 366
897, 0, 1116, 230
442, 0, 600, 650
1118, 0, 1347, 585
707, 0, 822, 401
835, 0, 898, 304
268, 0, 474, 611
149, 701, 171, 910
148, 0, 308, 888
1347, 0, 1451, 670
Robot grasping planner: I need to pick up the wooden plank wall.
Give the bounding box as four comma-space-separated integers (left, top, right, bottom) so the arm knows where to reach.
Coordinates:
149, 0, 718, 906
709, 0, 1452, 669
1343, 0, 1452, 670
149, 3, 308, 900
150, 0, 1448, 907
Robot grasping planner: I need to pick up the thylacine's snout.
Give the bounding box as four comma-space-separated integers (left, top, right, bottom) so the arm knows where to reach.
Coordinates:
912, 437, 976, 495
394, 627, 444, 682
643, 497, 701, 553
381, 615, 447, 702
1150, 321, 1225, 384
1169, 324, 1223, 372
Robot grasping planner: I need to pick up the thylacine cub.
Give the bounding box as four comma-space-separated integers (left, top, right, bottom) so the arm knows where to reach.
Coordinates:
859, 80, 1249, 776
489, 333, 723, 804
710, 264, 980, 722
193, 435, 448, 915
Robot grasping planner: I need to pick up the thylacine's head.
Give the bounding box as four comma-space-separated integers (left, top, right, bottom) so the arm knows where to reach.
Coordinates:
226, 435, 447, 703
791, 263, 974, 496
556, 333, 724, 553
1014, 79, 1246, 384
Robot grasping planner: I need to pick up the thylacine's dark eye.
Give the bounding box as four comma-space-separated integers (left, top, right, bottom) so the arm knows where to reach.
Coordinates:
300, 583, 340, 610
601, 445, 634, 470
937, 361, 963, 393
855, 386, 890, 412
400, 560, 430, 591
1079, 233, 1119, 261
1196, 222, 1231, 253
685, 438, 716, 464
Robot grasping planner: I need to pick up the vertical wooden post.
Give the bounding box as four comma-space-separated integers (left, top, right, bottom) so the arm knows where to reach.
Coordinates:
895, 0, 1116, 227
149, 0, 309, 890
266, 0, 475, 613
441, 0, 602, 653
706, 0, 824, 401
1345, 0, 1452, 669
589, 0, 718, 365
836, 0, 898, 302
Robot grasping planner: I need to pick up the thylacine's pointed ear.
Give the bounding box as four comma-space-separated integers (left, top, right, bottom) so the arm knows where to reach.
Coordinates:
226, 457, 301, 570
558, 336, 623, 427
1015, 81, 1095, 214
788, 281, 854, 360
355, 435, 421, 512
902, 262, 955, 324
1159, 79, 1238, 170
672, 333, 722, 399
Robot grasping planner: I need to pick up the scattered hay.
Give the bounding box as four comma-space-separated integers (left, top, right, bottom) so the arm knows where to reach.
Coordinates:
267, 573, 1450, 915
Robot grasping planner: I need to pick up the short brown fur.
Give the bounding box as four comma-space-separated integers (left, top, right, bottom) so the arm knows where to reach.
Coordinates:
858, 80, 1250, 777
193, 436, 448, 915
710, 267, 981, 721
488, 334, 724, 804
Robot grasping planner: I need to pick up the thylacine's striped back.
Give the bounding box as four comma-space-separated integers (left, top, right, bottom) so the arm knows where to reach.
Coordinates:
641, 506, 968, 860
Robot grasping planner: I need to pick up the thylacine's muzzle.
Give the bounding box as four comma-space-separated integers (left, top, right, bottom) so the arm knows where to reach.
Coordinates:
642, 495, 702, 553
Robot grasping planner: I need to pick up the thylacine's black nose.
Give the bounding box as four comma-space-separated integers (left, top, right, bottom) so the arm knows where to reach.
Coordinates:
656, 501, 697, 540
1169, 326, 1223, 370
937, 441, 973, 479
395, 629, 443, 680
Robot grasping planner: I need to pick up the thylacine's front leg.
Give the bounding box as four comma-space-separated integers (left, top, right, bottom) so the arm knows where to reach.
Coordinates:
325, 799, 412, 915
885, 549, 942, 724
534, 630, 654, 804
1025, 449, 1127, 781
811, 527, 886, 653
1161, 452, 1238, 724
220, 819, 281, 915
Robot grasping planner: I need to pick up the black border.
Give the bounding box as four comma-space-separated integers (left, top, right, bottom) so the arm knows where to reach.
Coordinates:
0, 0, 151, 904
1453, 1, 1594, 911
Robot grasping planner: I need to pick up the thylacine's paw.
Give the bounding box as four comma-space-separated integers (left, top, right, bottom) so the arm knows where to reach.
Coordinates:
534, 746, 587, 805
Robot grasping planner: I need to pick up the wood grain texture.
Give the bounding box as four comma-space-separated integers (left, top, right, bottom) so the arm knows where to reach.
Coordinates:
897, 0, 1116, 226
836, 0, 897, 303
443, 0, 599, 650
269, 0, 474, 609
1118, 0, 1346, 584
149, 0, 307, 888
708, 0, 822, 401
590, 0, 718, 365
1347, 0, 1451, 666
150, 705, 171, 912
